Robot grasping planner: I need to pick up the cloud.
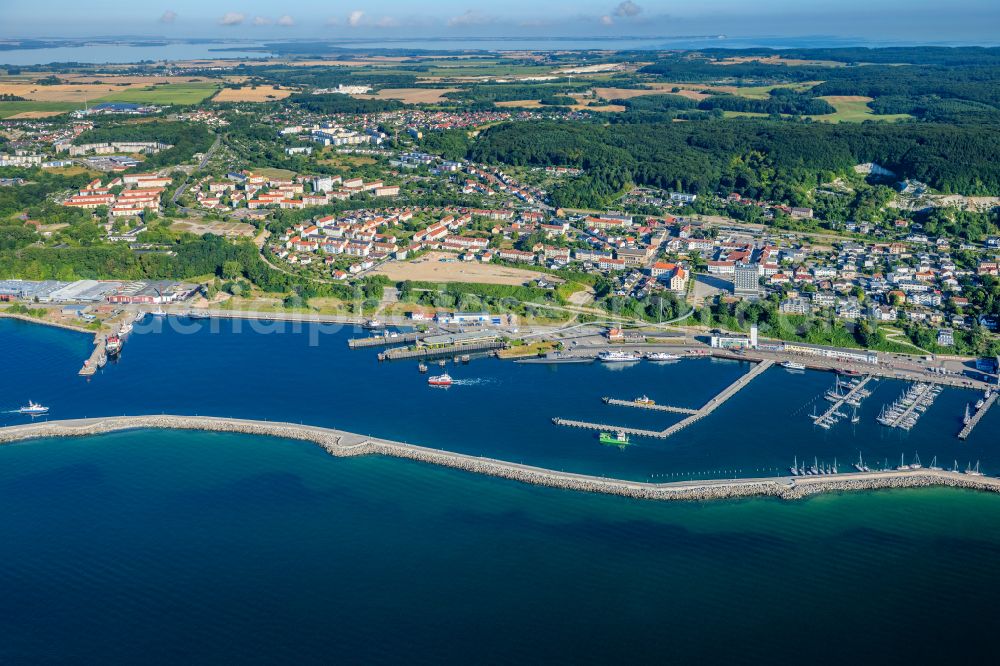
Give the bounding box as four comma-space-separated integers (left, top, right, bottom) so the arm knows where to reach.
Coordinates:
277, 15, 295, 27
159, 10, 177, 24
347, 10, 365, 27
375, 16, 399, 28
447, 10, 493, 28
219, 12, 245, 26
613, 1, 642, 17
252, 16, 272, 26
600, 15, 614, 25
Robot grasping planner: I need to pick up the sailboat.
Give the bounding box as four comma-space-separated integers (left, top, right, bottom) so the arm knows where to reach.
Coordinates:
790, 456, 800, 476
929, 456, 942, 471
831, 458, 838, 474
851, 406, 860, 424
965, 461, 984, 477
964, 404, 972, 425
911, 452, 923, 470
854, 452, 869, 472
897, 453, 911, 471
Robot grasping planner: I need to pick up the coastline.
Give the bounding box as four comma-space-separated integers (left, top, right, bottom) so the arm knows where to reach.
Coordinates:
0, 311, 98, 336
2, 415, 997, 502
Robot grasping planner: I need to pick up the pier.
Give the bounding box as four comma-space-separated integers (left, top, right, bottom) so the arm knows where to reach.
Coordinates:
959, 392, 997, 440
553, 360, 775, 439
812, 375, 873, 425
78, 334, 106, 376
378, 340, 504, 361
1, 414, 999, 503
348, 332, 424, 348
602, 397, 699, 415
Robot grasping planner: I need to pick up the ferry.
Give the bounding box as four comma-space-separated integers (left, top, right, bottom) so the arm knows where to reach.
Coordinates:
781, 360, 806, 370
598, 350, 641, 363
105, 335, 122, 357
599, 431, 630, 448
646, 352, 680, 361
19, 401, 49, 415
427, 373, 453, 387
634, 395, 655, 406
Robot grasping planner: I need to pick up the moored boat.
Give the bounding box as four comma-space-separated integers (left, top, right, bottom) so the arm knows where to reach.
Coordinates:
598, 350, 641, 362
105, 335, 122, 357
646, 352, 680, 361
781, 360, 806, 370
634, 395, 655, 406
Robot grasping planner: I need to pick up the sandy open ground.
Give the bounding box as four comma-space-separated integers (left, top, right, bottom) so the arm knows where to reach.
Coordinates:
357, 88, 459, 104
5, 110, 67, 118
171, 220, 256, 238
372, 252, 552, 286
213, 85, 293, 102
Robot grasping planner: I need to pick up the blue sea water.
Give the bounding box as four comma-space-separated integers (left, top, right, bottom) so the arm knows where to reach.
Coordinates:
3, 317, 996, 480
4, 319, 1000, 663
2, 428, 1000, 664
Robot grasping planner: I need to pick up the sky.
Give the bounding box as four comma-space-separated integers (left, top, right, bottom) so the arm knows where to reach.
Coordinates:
4, 1, 999, 44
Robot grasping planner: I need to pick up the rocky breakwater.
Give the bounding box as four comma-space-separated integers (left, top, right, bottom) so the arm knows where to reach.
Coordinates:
2, 416, 1000, 503
785, 470, 1000, 499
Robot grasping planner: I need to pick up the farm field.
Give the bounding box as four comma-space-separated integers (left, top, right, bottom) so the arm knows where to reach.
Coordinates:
97, 81, 221, 105
0, 101, 80, 118
372, 252, 552, 286
212, 85, 293, 102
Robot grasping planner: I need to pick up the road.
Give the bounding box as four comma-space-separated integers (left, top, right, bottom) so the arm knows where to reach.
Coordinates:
171, 132, 222, 208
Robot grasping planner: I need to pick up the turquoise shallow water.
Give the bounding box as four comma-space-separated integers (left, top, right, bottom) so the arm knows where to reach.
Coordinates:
2, 430, 1000, 664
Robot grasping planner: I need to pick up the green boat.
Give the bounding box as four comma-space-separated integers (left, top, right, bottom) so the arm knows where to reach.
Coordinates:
599, 431, 630, 448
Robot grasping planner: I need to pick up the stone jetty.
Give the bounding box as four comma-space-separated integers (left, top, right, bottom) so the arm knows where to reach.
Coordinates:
2, 415, 999, 503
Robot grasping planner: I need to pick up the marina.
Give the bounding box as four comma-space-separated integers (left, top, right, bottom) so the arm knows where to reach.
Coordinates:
811, 375, 874, 428
877, 382, 942, 430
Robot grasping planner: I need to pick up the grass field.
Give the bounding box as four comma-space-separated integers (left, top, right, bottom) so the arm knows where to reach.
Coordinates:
97, 82, 221, 105
723, 95, 911, 123
810, 96, 912, 122
0, 101, 80, 118
495, 99, 626, 112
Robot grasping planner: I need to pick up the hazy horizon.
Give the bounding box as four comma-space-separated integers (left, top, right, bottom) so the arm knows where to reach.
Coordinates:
4, 1, 1000, 45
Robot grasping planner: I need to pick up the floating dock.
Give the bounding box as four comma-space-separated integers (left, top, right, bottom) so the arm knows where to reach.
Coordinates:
878, 382, 940, 430
959, 392, 997, 440
812, 375, 873, 426
553, 360, 774, 439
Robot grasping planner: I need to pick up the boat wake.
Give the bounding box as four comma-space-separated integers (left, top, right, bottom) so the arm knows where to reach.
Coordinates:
450, 378, 498, 387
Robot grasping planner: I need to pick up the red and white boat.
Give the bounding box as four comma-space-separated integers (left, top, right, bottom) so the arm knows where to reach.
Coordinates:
427, 373, 453, 387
